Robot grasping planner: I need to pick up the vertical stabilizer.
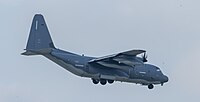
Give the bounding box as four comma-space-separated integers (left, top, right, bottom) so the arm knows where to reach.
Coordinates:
22, 14, 55, 55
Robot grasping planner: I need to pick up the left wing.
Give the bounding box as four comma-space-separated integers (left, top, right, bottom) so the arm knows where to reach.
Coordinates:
89, 50, 145, 63
88, 50, 145, 68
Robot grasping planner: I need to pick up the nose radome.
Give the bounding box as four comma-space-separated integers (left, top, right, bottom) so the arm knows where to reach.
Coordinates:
163, 75, 168, 82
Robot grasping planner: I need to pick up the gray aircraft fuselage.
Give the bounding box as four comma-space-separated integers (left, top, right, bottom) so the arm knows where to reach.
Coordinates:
22, 14, 168, 89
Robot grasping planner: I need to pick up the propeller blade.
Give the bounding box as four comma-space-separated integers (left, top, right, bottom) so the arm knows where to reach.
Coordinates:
142, 52, 148, 62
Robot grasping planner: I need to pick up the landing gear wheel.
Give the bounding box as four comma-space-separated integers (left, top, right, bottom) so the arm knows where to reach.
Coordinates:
100, 79, 107, 85
107, 80, 114, 84
92, 78, 99, 84
148, 84, 154, 89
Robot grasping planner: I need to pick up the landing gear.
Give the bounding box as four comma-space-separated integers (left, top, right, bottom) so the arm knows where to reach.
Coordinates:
107, 80, 114, 84
92, 78, 99, 84
148, 84, 154, 89
100, 79, 107, 85
91, 78, 114, 85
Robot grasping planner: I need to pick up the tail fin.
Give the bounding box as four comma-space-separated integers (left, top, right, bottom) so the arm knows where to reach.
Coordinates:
22, 14, 55, 55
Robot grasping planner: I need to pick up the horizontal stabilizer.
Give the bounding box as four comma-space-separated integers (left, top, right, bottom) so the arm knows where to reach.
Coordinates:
21, 48, 53, 56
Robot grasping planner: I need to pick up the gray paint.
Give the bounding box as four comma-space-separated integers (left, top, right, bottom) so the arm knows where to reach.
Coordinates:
1, 0, 200, 101
22, 14, 168, 89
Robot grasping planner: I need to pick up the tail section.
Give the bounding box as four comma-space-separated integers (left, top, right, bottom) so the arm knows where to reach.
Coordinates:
22, 14, 55, 55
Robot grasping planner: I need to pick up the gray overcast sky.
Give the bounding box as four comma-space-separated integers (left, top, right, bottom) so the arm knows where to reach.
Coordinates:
1, 0, 200, 102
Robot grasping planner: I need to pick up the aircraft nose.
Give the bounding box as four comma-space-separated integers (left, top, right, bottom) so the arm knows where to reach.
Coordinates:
163, 75, 168, 83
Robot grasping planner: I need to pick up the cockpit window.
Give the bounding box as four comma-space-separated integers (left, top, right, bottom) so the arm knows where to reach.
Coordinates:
156, 69, 161, 72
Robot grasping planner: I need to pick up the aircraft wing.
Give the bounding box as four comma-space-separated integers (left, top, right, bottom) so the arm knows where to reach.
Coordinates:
118, 49, 146, 56
88, 50, 145, 67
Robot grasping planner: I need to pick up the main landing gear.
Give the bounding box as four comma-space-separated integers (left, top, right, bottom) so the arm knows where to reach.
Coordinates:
148, 84, 154, 89
92, 79, 99, 84
92, 78, 114, 85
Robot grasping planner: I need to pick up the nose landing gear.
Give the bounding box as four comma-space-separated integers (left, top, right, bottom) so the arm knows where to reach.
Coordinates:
148, 84, 154, 89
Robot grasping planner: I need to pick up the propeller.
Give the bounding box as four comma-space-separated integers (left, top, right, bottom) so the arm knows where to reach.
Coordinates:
142, 52, 148, 62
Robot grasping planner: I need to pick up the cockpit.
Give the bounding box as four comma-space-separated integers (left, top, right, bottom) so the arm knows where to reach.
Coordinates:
156, 69, 161, 72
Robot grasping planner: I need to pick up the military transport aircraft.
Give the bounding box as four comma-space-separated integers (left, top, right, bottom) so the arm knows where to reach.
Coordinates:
22, 14, 168, 89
